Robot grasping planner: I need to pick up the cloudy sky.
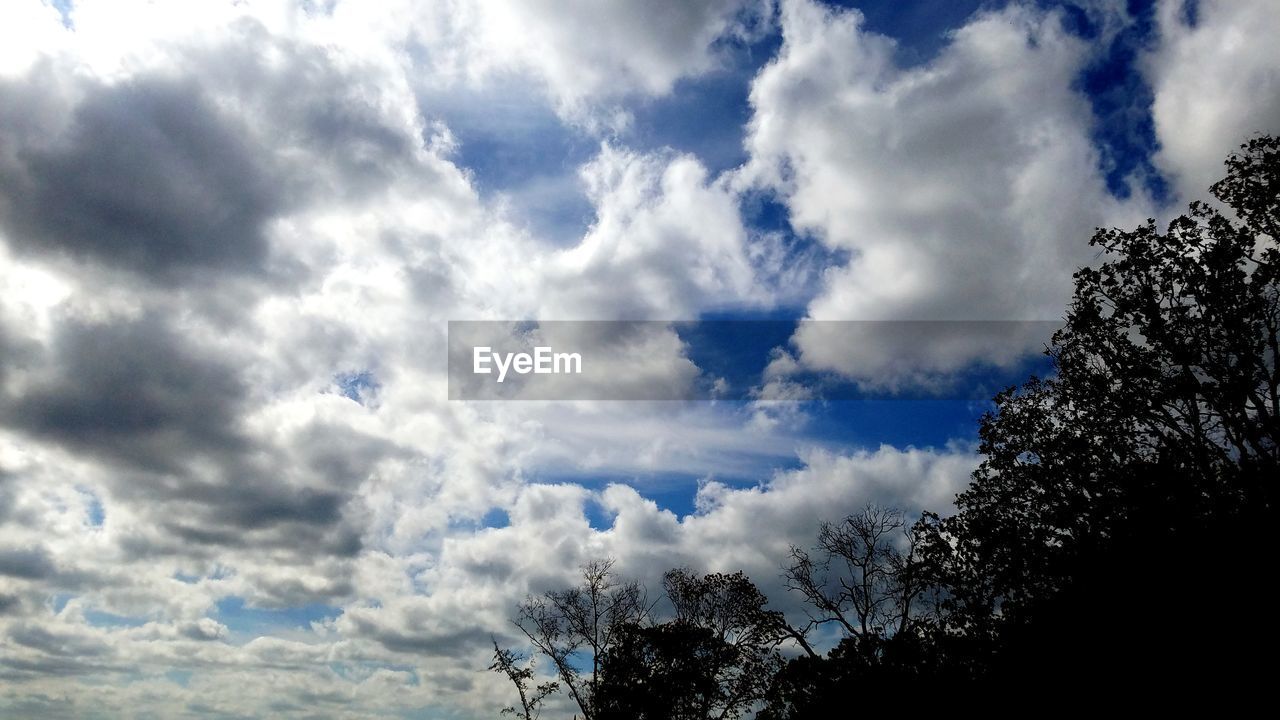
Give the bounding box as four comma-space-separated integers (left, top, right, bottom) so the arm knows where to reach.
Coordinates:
0, 0, 1277, 716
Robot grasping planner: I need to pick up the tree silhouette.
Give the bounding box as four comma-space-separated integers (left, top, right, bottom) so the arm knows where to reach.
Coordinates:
917, 134, 1280, 684
488, 640, 558, 720
783, 505, 927, 644
596, 570, 786, 719
496, 564, 792, 719
760, 505, 946, 717
766, 135, 1279, 707
507, 559, 650, 720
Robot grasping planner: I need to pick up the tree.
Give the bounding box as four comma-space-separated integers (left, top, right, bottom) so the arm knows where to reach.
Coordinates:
595, 570, 786, 720
767, 136, 1280, 705
497, 563, 790, 719
760, 506, 951, 718
509, 559, 650, 720
919, 135, 1280, 683
782, 505, 927, 646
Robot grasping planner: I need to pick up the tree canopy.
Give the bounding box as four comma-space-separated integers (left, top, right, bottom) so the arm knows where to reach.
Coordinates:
917, 134, 1279, 685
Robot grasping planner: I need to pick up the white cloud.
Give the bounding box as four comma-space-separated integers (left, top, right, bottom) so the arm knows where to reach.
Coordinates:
736, 0, 1152, 387
1147, 0, 1280, 202
543, 145, 773, 318
447, 0, 769, 124
311, 0, 773, 129
1, 440, 974, 715
747, 0, 1141, 320
0, 0, 67, 78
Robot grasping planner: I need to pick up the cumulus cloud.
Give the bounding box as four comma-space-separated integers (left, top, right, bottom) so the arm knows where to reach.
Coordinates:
0, 75, 285, 281
419, 443, 976, 646
765, 319, 1059, 393
0, 1, 796, 714
0, 441, 967, 714
1147, 0, 1280, 201
406, 0, 772, 126
740, 0, 1151, 386
737, 0, 1278, 393
543, 145, 774, 317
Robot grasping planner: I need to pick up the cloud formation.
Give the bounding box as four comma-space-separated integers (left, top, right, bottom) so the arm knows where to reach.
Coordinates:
0, 0, 1276, 716
1148, 0, 1280, 200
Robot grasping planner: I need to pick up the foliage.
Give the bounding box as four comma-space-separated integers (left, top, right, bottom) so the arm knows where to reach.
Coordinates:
766, 134, 1279, 703
595, 570, 787, 720
496, 563, 790, 720
920, 133, 1279, 681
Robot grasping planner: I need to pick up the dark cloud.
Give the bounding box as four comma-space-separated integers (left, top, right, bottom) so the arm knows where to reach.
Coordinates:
0, 627, 119, 682
0, 18, 425, 290
0, 74, 285, 282
195, 18, 422, 197
290, 421, 404, 489
115, 487, 365, 564
8, 623, 112, 659
240, 572, 356, 608
153, 483, 363, 558
3, 314, 249, 473
0, 469, 15, 524
2, 314, 375, 560
105, 480, 367, 569
0, 18, 435, 578
0, 655, 113, 682
0, 545, 56, 580
0, 593, 20, 615
459, 556, 516, 583
211, 486, 345, 531
346, 614, 491, 658
0, 322, 22, 390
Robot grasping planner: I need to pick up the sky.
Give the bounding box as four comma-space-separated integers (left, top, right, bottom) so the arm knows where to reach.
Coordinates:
0, 0, 1277, 716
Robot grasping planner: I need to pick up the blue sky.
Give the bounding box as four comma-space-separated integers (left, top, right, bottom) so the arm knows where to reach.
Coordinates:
438, 0, 1166, 520
447, 0, 1176, 241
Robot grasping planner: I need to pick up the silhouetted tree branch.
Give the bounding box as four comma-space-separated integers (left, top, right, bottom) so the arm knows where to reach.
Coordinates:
783, 505, 926, 648
489, 639, 557, 720
511, 559, 649, 720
